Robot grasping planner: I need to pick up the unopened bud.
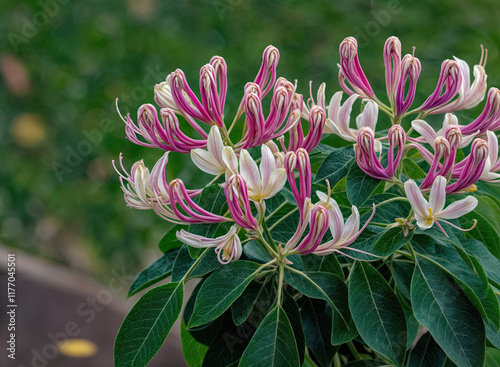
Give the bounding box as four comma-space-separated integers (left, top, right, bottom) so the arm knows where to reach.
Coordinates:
388, 125, 406, 147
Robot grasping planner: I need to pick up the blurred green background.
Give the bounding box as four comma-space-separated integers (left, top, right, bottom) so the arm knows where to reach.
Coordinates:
1, 0, 500, 281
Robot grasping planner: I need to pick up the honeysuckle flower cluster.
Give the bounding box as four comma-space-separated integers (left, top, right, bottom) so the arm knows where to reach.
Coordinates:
114, 37, 499, 265
113, 39, 500, 367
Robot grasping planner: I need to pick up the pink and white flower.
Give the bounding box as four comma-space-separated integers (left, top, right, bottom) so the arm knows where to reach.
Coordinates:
176, 225, 242, 264
404, 176, 478, 236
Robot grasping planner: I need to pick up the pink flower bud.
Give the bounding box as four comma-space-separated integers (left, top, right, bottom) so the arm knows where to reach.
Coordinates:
225, 174, 258, 230
395, 54, 421, 117
419, 59, 462, 112
384, 36, 402, 101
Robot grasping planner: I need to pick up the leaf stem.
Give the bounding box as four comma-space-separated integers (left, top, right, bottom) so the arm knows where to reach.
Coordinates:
375, 196, 409, 208
276, 263, 285, 306
268, 207, 298, 231
181, 248, 210, 283
265, 201, 287, 221
347, 341, 363, 360
333, 352, 341, 367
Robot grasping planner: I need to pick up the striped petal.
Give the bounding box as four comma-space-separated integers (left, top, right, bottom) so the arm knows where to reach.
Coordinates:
438, 196, 478, 219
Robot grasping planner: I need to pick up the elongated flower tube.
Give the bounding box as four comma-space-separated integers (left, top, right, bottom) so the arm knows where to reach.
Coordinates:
285, 104, 326, 153
121, 103, 207, 153
312, 191, 376, 257
411, 113, 476, 149
253, 45, 280, 97
176, 225, 242, 264
461, 88, 500, 135
355, 126, 405, 180
168, 179, 229, 224
419, 137, 451, 190
338, 37, 377, 100
405, 176, 478, 236
190, 126, 238, 177
284, 148, 311, 220
431, 50, 487, 115
479, 131, 500, 182
239, 145, 287, 202
418, 59, 462, 113
394, 53, 421, 118
384, 36, 402, 104
225, 174, 258, 230
448, 138, 489, 193
284, 204, 329, 255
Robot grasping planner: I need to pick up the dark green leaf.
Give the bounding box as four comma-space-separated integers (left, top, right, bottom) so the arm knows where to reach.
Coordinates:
460, 195, 500, 258
282, 290, 306, 365
346, 227, 411, 261
315, 147, 355, 185
412, 236, 500, 331
392, 260, 414, 300
171, 246, 222, 282
411, 257, 485, 367
348, 261, 407, 367
189, 261, 263, 328
345, 163, 380, 206
300, 298, 338, 367
302, 254, 344, 280
239, 305, 300, 367
114, 282, 184, 367
342, 361, 387, 367
284, 269, 357, 345
408, 333, 447, 367
461, 239, 500, 289
158, 224, 184, 253
242, 240, 273, 264
231, 278, 272, 326
485, 348, 500, 367
128, 248, 179, 297
181, 318, 208, 367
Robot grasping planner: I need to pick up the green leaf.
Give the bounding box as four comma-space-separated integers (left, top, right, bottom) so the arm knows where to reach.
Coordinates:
342, 361, 387, 367
408, 333, 447, 367
187, 184, 230, 258
181, 318, 208, 367
402, 158, 427, 180
485, 348, 500, 367
411, 257, 485, 367
461, 239, 500, 289
392, 260, 414, 300
243, 240, 273, 264
284, 269, 357, 345
171, 246, 222, 282
460, 195, 500, 258
128, 248, 180, 297
238, 305, 300, 367
282, 290, 306, 365
345, 163, 381, 206
348, 261, 407, 367
189, 261, 264, 328
300, 298, 338, 367
346, 226, 411, 261
301, 253, 344, 280
412, 236, 500, 331
114, 282, 184, 367
315, 147, 355, 185
231, 278, 272, 326
158, 224, 184, 253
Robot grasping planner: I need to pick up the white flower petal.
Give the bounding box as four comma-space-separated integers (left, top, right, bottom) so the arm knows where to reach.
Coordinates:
404, 179, 429, 220
429, 176, 447, 215
207, 126, 225, 165
438, 196, 478, 220
412, 119, 437, 145
240, 149, 262, 193
191, 149, 225, 175
261, 168, 286, 199
260, 144, 277, 187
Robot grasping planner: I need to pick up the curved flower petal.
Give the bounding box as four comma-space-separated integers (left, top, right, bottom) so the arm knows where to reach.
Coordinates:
438, 196, 478, 219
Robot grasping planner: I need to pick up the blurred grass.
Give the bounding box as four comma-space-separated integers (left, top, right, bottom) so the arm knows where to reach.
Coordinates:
1, 0, 500, 280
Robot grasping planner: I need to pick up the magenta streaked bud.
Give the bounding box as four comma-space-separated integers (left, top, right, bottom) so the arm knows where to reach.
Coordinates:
461, 87, 500, 134
419, 59, 462, 112
448, 138, 488, 193
293, 205, 330, 255
169, 179, 229, 223
445, 125, 462, 147
302, 105, 326, 152
395, 54, 421, 117
199, 64, 224, 127
384, 36, 402, 102
420, 136, 451, 189
387, 125, 406, 177
154, 76, 180, 113
209, 55, 228, 111
284, 148, 311, 219
242, 91, 265, 149
254, 45, 280, 97
388, 124, 406, 148
339, 37, 376, 100
224, 174, 259, 230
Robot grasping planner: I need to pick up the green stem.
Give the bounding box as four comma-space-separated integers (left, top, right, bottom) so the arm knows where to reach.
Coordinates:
180, 248, 210, 282
262, 218, 278, 250
265, 201, 287, 221
406, 243, 417, 263
347, 341, 363, 360
333, 352, 341, 367
276, 263, 285, 306
374, 196, 409, 208
268, 207, 298, 231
